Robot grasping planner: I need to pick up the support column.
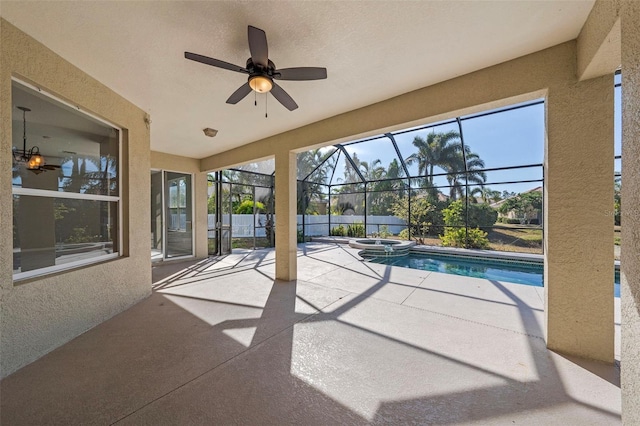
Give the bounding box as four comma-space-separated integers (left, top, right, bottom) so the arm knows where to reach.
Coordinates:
544, 75, 614, 362
621, 0, 640, 422
274, 150, 297, 281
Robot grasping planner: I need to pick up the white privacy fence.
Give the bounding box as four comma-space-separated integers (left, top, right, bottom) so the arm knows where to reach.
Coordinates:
208, 214, 407, 238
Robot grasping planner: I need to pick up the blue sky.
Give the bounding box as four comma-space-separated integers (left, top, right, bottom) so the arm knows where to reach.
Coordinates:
336, 100, 545, 195
326, 74, 622, 196
266, 76, 622, 196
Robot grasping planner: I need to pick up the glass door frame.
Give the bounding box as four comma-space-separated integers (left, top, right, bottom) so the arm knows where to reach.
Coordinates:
218, 180, 232, 255
150, 168, 195, 261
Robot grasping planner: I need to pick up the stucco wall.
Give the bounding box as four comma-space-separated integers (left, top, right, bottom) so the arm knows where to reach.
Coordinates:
0, 19, 151, 378
150, 151, 208, 259
544, 76, 614, 361
621, 1, 640, 422
577, 0, 621, 80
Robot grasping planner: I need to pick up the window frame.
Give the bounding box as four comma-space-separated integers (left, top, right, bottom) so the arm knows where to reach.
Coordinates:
11, 78, 123, 282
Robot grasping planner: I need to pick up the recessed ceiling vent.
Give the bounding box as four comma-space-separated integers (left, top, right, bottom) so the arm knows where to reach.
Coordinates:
203, 128, 218, 137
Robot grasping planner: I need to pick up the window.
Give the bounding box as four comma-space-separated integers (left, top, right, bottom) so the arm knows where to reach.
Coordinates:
11, 80, 121, 281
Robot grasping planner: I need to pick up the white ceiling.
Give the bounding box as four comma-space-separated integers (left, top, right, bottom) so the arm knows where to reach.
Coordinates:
1, 1, 595, 160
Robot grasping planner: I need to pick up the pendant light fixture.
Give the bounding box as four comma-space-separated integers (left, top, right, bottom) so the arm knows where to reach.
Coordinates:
12, 106, 57, 174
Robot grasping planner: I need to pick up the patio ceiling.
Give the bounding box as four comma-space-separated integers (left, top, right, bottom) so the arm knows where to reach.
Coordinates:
1, 1, 595, 159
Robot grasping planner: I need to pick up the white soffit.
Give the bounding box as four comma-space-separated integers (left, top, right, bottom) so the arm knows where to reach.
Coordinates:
1, 1, 595, 159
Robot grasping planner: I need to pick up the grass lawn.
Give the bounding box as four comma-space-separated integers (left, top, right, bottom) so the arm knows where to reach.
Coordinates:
232, 237, 272, 249
486, 225, 543, 254
400, 224, 544, 255
403, 224, 619, 258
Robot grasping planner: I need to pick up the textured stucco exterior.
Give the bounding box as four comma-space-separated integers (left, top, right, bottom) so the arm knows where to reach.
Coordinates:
621, 1, 640, 422
544, 76, 614, 362
577, 0, 621, 80
274, 150, 297, 281
150, 151, 208, 259
0, 20, 151, 378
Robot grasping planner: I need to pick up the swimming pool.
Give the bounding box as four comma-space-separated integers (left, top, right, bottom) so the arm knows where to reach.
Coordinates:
367, 253, 621, 297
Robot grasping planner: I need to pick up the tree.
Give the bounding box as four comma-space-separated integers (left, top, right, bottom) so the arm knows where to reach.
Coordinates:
234, 199, 265, 214
442, 148, 487, 200
207, 192, 216, 214
297, 149, 336, 215
391, 196, 435, 243
367, 158, 406, 215
404, 131, 487, 201
498, 191, 542, 224
501, 190, 517, 200
471, 187, 502, 204
339, 151, 365, 185
405, 131, 461, 191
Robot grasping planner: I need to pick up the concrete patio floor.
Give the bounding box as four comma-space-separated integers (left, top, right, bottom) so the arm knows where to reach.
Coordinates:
1, 243, 621, 425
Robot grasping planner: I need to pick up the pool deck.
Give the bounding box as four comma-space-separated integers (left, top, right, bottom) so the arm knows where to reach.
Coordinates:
1, 242, 621, 425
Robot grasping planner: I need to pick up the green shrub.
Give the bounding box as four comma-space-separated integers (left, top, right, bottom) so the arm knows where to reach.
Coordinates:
441, 201, 489, 248
297, 229, 306, 243
440, 227, 489, 249
398, 228, 409, 240
466, 202, 498, 228
330, 224, 347, 236
235, 199, 265, 214
442, 201, 463, 227
378, 225, 392, 238
445, 200, 497, 228
347, 222, 365, 238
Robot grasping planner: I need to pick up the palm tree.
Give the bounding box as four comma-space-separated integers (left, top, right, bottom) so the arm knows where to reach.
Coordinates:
297, 149, 336, 214
297, 148, 336, 183
405, 130, 463, 200
470, 186, 501, 204
359, 158, 386, 181
340, 152, 365, 184
365, 158, 406, 215
443, 147, 487, 200
405, 131, 461, 186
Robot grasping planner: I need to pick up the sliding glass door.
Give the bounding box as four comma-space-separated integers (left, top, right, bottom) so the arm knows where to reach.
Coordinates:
150, 170, 193, 260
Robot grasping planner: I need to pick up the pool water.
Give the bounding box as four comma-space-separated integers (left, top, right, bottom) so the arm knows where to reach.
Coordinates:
368, 253, 621, 298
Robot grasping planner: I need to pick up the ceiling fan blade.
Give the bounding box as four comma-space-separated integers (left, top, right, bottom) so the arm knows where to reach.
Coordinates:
42, 165, 61, 170
275, 67, 327, 81
184, 52, 248, 74
270, 83, 298, 111
248, 26, 268, 68
226, 83, 252, 104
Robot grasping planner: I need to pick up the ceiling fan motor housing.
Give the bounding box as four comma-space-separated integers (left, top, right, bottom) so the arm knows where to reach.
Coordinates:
246, 58, 276, 93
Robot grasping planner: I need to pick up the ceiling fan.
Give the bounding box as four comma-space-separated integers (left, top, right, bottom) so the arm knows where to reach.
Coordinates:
185, 25, 327, 111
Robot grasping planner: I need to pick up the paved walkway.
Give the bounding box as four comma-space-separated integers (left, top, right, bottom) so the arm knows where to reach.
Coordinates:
1, 243, 621, 425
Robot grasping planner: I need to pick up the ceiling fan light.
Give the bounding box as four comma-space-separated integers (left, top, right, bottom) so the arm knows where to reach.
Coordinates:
27, 152, 44, 170
249, 75, 273, 93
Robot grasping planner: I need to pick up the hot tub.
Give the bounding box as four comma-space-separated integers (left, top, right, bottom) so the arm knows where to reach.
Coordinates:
348, 238, 415, 257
